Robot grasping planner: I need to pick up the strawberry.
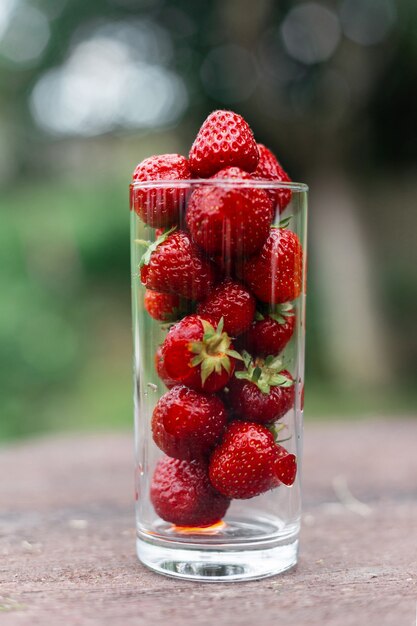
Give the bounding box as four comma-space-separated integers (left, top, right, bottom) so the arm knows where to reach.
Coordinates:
253, 144, 292, 213
197, 279, 255, 337
151, 456, 230, 527
273, 441, 298, 486
240, 303, 296, 357
240, 227, 303, 304
189, 110, 259, 178
131, 154, 190, 227
155, 346, 176, 389
209, 421, 297, 499
144, 290, 183, 322
186, 167, 273, 258
226, 352, 295, 424
139, 228, 216, 301
152, 385, 227, 461
160, 315, 241, 393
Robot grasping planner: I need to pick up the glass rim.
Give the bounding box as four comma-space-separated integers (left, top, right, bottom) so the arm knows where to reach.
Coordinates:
130, 178, 308, 192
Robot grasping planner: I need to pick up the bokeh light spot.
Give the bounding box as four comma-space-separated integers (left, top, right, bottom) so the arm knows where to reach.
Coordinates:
94, 19, 173, 66
281, 3, 341, 65
340, 0, 396, 46
0, 0, 18, 39
0, 3, 50, 66
29, 24, 188, 136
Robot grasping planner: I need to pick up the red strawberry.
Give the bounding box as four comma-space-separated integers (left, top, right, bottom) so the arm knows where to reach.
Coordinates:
155, 346, 176, 389
151, 456, 230, 527
139, 228, 215, 301
209, 421, 297, 499
160, 314, 241, 393
197, 279, 255, 337
152, 385, 227, 460
253, 144, 292, 213
226, 353, 295, 424
240, 227, 303, 304
241, 303, 295, 357
131, 154, 191, 228
186, 167, 273, 258
274, 443, 298, 486
189, 110, 259, 178
144, 290, 182, 322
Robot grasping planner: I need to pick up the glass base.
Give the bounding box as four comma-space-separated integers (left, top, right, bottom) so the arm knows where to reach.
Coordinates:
136, 519, 299, 582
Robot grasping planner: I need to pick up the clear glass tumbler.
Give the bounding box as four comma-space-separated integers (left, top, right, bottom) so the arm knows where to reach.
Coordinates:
130, 177, 308, 582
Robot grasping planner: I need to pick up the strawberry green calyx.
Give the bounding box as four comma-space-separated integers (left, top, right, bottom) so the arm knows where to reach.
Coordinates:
255, 302, 294, 325
269, 302, 294, 325
235, 351, 294, 395
137, 226, 176, 269
279, 215, 292, 229
267, 422, 292, 444
271, 215, 292, 230
189, 317, 243, 386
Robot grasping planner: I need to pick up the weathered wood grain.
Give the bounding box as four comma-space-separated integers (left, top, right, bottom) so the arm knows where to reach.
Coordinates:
0, 418, 416, 626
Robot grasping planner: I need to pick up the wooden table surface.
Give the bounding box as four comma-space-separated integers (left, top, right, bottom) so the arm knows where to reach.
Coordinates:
1, 418, 416, 626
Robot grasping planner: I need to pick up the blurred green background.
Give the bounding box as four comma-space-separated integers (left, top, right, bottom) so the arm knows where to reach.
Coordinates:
1, 0, 416, 440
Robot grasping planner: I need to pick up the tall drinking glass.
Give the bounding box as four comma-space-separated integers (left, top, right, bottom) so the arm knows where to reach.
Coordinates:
130, 178, 308, 581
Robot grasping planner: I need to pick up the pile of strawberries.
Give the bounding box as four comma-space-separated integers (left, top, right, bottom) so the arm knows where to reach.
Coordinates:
131, 110, 304, 528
